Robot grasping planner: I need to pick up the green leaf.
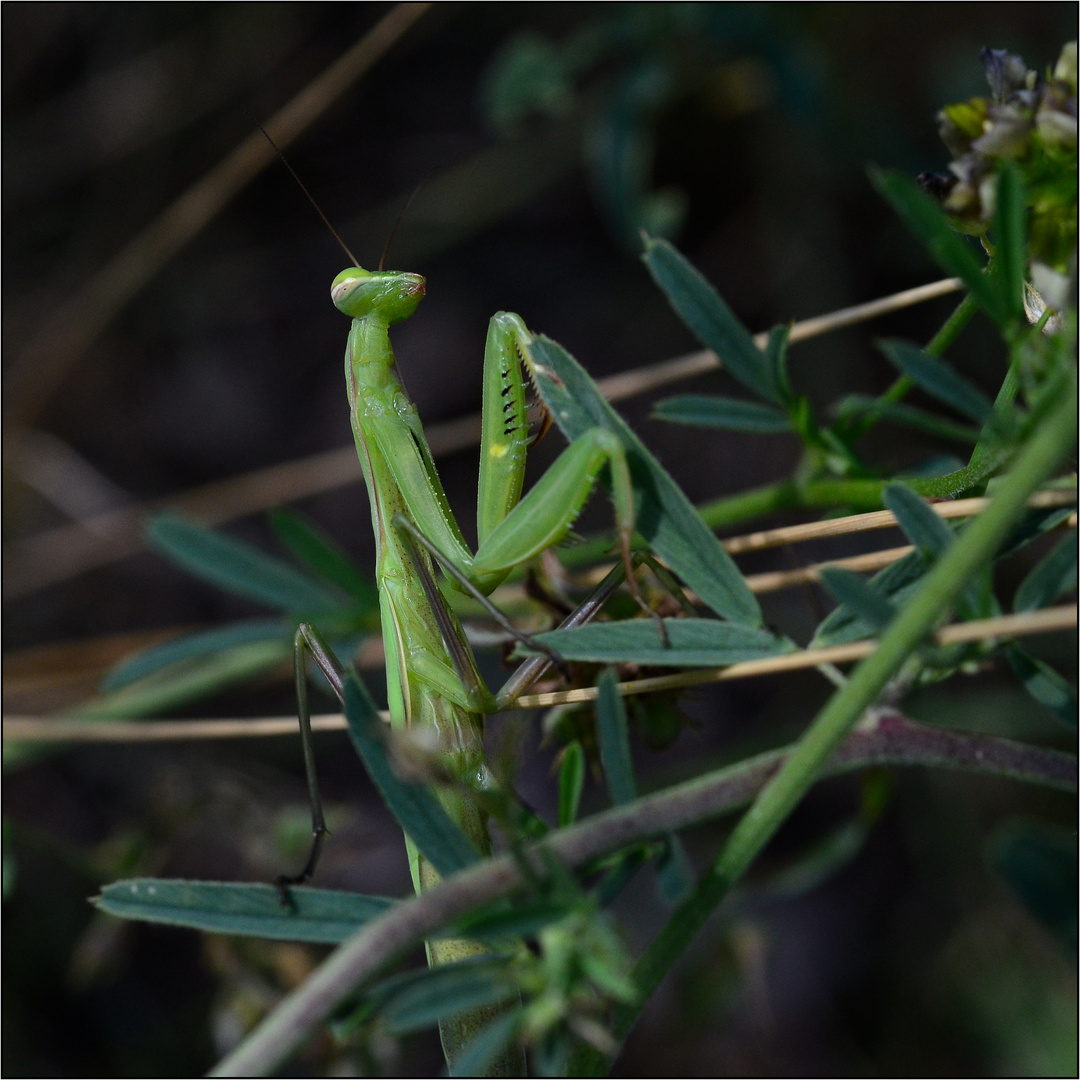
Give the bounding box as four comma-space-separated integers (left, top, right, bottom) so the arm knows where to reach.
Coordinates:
557, 741, 586, 827
1014, 532, 1078, 612
269, 508, 380, 612
835, 395, 980, 443
992, 163, 1027, 324
654, 835, 693, 905
642, 237, 782, 403
527, 619, 793, 666
995, 506, 1076, 560
449, 1009, 525, 1078
102, 619, 289, 691
819, 568, 897, 633
93, 879, 395, 943
878, 340, 994, 425
883, 484, 953, 558
343, 676, 480, 876
872, 169, 1009, 325
990, 820, 1077, 950
1007, 645, 1077, 728
148, 513, 348, 616
453, 898, 569, 945
652, 395, 793, 433
763, 324, 793, 403
814, 551, 928, 645
379, 958, 517, 1035
597, 668, 636, 806
526, 335, 762, 626
56, 639, 292, 724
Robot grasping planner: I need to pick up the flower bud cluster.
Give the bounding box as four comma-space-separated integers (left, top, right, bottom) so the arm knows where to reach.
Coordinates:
919, 42, 1077, 291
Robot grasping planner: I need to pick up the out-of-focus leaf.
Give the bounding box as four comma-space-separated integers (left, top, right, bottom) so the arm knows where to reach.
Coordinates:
654, 835, 693, 905
449, 1009, 525, 1078
992, 163, 1027, 323
763, 324, 792, 403
1014, 532, 1078, 611
596, 668, 636, 806
378, 958, 517, 1035
269, 508, 379, 612
526, 335, 761, 626
872, 169, 1009, 325
93, 879, 395, 943
102, 619, 289, 691
557, 741, 586, 827
453, 898, 569, 946
814, 551, 928, 645
878, 340, 994, 424
990, 819, 1077, 949
343, 676, 480, 877
1006, 645, 1077, 728
883, 484, 953, 558
652, 395, 792, 433
642, 237, 782, 403
148, 513, 348, 616
63, 639, 292, 723
995, 506, 1076, 560
819, 568, 897, 633
836, 395, 981, 443
526, 618, 792, 666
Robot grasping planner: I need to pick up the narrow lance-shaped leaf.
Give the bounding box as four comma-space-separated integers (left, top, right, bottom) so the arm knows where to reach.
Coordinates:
1014, 531, 1078, 612
93, 879, 395, 943
992, 162, 1027, 324
813, 551, 928, 646
449, 1010, 525, 1079
1006, 645, 1077, 729
525, 335, 762, 626
883, 484, 953, 558
819, 567, 897, 633
269, 508, 380, 612
642, 237, 782, 403
526, 619, 793, 667
597, 668, 636, 806
835, 395, 980, 444
557, 741, 586, 827
343, 675, 480, 876
878, 340, 994, 425
148, 513, 348, 616
375, 958, 518, 1035
871, 169, 1009, 326
653, 395, 793, 433
102, 619, 290, 691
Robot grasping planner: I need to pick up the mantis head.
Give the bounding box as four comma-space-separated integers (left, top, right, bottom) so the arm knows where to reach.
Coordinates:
331, 267, 426, 323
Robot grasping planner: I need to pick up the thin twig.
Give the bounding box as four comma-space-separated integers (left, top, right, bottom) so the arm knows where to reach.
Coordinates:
720, 489, 1075, 554
6, 605, 1073, 743
2, 277, 963, 601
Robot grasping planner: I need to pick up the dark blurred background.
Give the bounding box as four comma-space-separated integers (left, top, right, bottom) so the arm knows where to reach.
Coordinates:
3, 5, 1076, 1076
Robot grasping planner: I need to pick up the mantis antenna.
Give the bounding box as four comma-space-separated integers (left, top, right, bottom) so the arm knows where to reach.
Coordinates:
257, 124, 360, 268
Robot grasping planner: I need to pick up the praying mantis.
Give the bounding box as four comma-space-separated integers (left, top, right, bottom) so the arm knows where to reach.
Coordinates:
282, 257, 654, 1066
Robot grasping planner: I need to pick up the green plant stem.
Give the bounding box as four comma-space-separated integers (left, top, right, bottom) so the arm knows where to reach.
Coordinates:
209, 711, 1076, 1077
604, 381, 1076, 1065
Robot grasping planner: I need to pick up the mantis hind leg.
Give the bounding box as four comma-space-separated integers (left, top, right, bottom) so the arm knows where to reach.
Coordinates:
277, 623, 344, 902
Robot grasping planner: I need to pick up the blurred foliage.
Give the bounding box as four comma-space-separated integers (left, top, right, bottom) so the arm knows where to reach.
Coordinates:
3, 6, 1076, 1078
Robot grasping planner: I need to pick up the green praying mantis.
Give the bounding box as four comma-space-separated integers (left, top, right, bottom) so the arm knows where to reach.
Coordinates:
280, 255, 660, 1062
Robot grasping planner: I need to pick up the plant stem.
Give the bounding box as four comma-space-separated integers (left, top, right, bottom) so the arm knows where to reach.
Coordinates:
210, 712, 1076, 1077
608, 381, 1076, 1060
